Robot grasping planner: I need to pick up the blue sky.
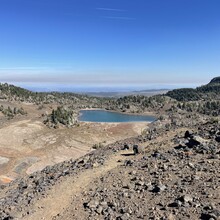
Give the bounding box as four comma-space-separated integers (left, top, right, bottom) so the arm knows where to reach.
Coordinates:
0, 0, 220, 90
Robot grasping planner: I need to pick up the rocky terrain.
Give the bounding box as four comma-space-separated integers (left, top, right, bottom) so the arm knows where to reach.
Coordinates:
0, 114, 219, 220
0, 78, 219, 219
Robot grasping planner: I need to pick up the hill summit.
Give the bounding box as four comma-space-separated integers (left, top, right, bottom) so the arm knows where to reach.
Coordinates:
209, 76, 220, 84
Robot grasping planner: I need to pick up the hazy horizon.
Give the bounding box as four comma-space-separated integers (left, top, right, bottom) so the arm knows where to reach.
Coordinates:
1, 81, 203, 93
0, 0, 219, 85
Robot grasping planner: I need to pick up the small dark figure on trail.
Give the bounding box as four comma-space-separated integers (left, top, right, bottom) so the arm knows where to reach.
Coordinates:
133, 145, 139, 155
123, 144, 129, 150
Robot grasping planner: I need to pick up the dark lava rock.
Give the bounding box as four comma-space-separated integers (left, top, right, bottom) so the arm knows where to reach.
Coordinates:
186, 138, 201, 148
178, 195, 193, 203
133, 145, 139, 155
152, 184, 166, 193
151, 151, 161, 158
184, 130, 192, 138
123, 144, 129, 150
201, 210, 220, 220
215, 136, 220, 142
124, 160, 133, 166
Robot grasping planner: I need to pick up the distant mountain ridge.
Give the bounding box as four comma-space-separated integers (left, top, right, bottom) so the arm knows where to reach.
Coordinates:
84, 89, 169, 97
1, 77, 219, 103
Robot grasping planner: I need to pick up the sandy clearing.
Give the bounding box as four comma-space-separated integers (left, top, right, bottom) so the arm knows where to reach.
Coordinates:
0, 117, 149, 182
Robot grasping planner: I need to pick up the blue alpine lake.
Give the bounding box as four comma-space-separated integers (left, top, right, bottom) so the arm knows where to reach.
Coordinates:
79, 110, 156, 123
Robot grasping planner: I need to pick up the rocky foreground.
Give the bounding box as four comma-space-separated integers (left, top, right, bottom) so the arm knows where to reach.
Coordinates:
0, 119, 219, 220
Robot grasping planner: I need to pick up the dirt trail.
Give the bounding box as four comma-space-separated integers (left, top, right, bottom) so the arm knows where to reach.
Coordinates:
24, 152, 124, 220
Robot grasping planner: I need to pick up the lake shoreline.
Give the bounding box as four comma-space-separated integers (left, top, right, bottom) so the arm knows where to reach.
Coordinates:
78, 108, 157, 123
79, 108, 158, 117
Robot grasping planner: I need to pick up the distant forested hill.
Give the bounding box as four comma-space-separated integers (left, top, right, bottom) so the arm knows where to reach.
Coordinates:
166, 77, 220, 101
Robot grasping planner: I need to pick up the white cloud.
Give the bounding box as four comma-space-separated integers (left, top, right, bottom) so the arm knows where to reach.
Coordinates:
102, 16, 136, 20
96, 8, 125, 12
